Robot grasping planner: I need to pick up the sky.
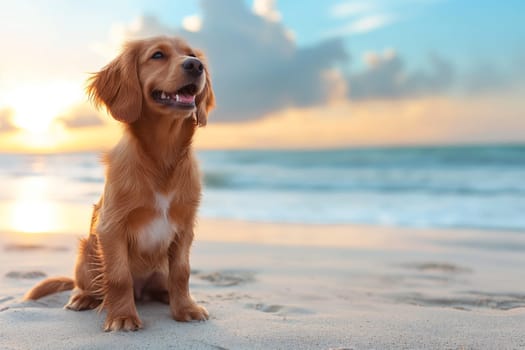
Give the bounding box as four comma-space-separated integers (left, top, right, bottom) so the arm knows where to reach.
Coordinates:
0, 0, 524, 152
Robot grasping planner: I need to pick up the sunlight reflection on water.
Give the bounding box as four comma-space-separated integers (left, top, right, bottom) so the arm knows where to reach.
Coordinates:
0, 176, 91, 235
9, 177, 57, 233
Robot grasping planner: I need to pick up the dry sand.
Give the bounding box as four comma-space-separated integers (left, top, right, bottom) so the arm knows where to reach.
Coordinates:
1, 219, 524, 349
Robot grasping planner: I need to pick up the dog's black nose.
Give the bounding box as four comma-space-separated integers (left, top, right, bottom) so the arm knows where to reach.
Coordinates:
182, 58, 204, 77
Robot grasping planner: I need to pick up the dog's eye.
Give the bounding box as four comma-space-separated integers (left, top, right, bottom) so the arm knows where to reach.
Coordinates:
188, 53, 196, 57
151, 51, 164, 59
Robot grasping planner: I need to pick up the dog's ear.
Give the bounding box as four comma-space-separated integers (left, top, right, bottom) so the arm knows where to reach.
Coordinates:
87, 42, 142, 123
194, 50, 215, 127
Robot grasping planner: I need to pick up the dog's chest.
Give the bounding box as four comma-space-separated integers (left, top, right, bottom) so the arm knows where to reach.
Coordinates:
137, 192, 177, 252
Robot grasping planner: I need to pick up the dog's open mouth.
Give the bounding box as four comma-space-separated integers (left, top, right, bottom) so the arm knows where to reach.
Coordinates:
151, 84, 197, 109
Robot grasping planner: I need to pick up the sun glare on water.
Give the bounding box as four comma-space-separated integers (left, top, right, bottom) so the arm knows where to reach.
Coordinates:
8, 176, 60, 234
1, 174, 91, 235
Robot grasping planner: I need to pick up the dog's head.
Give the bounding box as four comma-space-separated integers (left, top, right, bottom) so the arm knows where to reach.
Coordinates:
88, 36, 215, 127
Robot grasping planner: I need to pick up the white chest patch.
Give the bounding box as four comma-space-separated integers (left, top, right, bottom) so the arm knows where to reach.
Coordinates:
137, 192, 177, 252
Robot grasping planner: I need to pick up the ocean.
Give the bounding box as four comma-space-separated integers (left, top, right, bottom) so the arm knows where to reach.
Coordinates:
0, 144, 524, 233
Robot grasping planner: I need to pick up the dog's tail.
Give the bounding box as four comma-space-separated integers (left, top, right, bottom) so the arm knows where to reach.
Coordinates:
24, 277, 75, 300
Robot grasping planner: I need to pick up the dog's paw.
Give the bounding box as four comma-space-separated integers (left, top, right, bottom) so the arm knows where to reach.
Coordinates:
172, 303, 209, 322
65, 292, 101, 311
104, 314, 143, 332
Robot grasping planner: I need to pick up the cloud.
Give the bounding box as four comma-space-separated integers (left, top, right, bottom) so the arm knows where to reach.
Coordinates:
182, 15, 202, 32
112, 0, 348, 122
98, 0, 520, 120
57, 104, 104, 128
325, 13, 396, 37
327, 0, 396, 37
464, 63, 510, 94
346, 14, 396, 34
0, 108, 18, 133
348, 49, 455, 100
194, 90, 525, 149
331, 1, 377, 18
464, 55, 525, 94
253, 0, 282, 22
327, 0, 447, 37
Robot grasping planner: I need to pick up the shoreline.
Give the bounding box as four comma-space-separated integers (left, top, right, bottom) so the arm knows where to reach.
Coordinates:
3, 217, 524, 251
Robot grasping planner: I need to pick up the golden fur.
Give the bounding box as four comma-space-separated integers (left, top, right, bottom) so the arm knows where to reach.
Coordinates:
25, 36, 215, 331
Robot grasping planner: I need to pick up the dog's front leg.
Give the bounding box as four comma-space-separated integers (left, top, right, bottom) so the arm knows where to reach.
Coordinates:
168, 230, 209, 322
98, 228, 142, 331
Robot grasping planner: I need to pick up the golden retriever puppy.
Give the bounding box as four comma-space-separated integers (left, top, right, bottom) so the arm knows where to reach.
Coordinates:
25, 36, 215, 332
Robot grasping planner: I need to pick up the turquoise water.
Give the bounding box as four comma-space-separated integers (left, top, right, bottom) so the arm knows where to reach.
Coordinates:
1, 145, 524, 231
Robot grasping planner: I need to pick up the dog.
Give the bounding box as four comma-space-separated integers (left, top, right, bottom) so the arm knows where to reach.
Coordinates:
25, 36, 215, 332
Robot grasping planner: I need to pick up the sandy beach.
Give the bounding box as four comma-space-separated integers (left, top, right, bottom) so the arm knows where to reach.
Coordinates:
1, 219, 524, 349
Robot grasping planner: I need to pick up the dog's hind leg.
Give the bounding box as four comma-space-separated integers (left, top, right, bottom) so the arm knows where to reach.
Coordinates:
66, 288, 102, 310
65, 233, 104, 311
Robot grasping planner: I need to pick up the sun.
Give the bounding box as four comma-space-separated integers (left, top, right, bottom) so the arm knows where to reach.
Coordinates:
7, 81, 82, 133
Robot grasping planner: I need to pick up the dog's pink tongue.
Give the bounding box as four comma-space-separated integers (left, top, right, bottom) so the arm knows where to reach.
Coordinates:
178, 94, 195, 104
